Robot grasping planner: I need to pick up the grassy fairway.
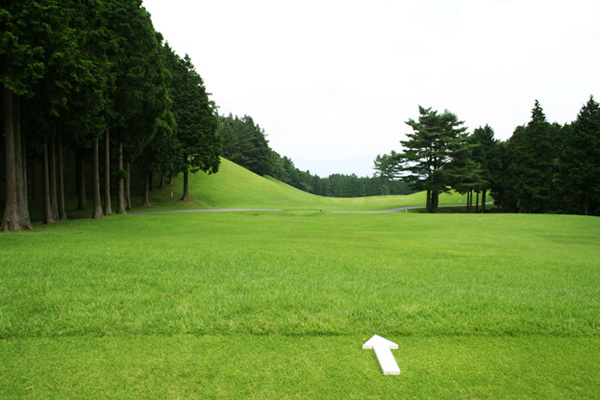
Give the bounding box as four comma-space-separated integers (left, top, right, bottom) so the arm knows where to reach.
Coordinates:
1, 212, 599, 399
123, 158, 469, 212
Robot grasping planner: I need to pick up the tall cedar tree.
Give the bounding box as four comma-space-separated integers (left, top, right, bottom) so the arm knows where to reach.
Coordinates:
1, 0, 71, 230
109, 4, 171, 214
444, 134, 485, 213
469, 125, 501, 212
559, 96, 600, 215
400, 106, 467, 213
164, 46, 221, 201
506, 101, 555, 213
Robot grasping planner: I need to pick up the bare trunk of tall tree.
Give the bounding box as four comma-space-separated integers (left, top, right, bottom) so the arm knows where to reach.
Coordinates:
158, 168, 164, 189
77, 154, 87, 210
181, 168, 189, 201
21, 138, 29, 221
117, 142, 126, 214
29, 155, 35, 201
482, 190, 487, 213
475, 191, 480, 213
103, 127, 112, 215
42, 140, 54, 224
13, 95, 31, 229
49, 136, 59, 220
92, 137, 104, 219
169, 174, 174, 186
57, 130, 67, 220
425, 189, 431, 213
142, 172, 151, 207
468, 191, 472, 213
431, 190, 439, 213
0, 90, 32, 231
1, 88, 24, 231
125, 162, 132, 210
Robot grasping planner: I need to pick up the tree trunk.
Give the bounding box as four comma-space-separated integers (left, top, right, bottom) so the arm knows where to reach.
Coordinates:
181, 169, 189, 201
125, 162, 132, 210
425, 189, 431, 213
142, 172, 151, 207
475, 191, 480, 213
431, 190, 439, 213
103, 127, 112, 215
117, 142, 126, 214
92, 137, 104, 219
13, 94, 31, 229
29, 154, 35, 201
49, 136, 59, 220
482, 190, 487, 213
42, 140, 54, 224
77, 154, 87, 210
469, 191, 473, 213
169, 174, 174, 186
1, 87, 23, 231
21, 137, 30, 223
57, 130, 67, 220
158, 168, 164, 189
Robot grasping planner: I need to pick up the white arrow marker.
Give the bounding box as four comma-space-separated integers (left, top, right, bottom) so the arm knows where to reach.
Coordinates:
362, 335, 401, 375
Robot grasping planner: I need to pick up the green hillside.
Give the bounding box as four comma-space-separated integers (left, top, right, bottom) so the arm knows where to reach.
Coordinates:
138, 158, 469, 212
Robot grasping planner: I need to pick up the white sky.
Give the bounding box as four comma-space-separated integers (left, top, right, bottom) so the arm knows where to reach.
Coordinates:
142, 0, 600, 177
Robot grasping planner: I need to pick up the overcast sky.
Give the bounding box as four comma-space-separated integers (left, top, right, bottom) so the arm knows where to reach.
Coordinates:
143, 0, 599, 177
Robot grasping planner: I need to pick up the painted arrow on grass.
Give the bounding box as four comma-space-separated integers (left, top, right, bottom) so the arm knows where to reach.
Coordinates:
362, 335, 401, 375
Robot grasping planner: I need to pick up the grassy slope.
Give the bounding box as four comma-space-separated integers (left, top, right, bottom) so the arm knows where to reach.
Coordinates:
128, 158, 469, 212
1, 212, 599, 399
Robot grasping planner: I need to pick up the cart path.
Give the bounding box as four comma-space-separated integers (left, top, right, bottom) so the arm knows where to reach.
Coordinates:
129, 208, 283, 214
67, 202, 493, 219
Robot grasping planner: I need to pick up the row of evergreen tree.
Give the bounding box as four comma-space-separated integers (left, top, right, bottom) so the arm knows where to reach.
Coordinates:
390, 98, 599, 215
218, 114, 413, 197
3, 3, 597, 232
1, 0, 221, 231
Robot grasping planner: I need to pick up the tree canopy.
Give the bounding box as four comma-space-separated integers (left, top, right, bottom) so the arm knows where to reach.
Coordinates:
1, 0, 221, 230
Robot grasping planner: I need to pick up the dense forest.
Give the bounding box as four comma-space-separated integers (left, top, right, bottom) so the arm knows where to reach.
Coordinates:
2, 2, 599, 232
1, 0, 221, 231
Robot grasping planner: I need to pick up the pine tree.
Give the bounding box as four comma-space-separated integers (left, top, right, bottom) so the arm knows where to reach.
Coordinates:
560, 96, 600, 215
164, 46, 221, 201
506, 100, 555, 213
399, 106, 467, 213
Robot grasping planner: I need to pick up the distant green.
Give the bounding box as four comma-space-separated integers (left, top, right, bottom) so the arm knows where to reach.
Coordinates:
1, 212, 598, 399
126, 158, 469, 212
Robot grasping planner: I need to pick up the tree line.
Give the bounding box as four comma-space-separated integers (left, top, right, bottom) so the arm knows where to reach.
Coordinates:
390, 98, 600, 215
1, 0, 221, 231
218, 113, 413, 197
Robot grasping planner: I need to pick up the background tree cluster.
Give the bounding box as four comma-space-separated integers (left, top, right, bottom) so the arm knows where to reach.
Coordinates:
1, 0, 221, 231
396, 98, 600, 215
218, 113, 413, 197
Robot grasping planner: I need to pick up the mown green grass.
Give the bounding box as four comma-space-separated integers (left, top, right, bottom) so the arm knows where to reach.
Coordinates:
1, 212, 599, 399
125, 158, 469, 212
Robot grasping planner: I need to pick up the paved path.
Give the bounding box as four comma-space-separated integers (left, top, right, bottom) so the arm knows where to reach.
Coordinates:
66, 208, 282, 220
67, 202, 492, 219
330, 203, 483, 213
128, 208, 283, 215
